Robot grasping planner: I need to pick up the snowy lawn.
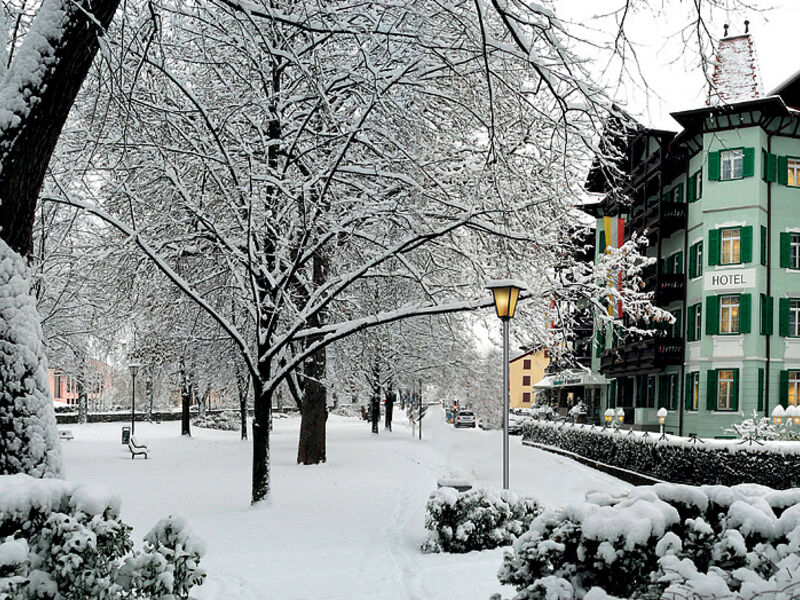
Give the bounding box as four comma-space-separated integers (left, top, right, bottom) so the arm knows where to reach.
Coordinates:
60, 407, 629, 599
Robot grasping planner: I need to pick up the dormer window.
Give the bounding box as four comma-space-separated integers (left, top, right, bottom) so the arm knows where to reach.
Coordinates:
720, 149, 744, 180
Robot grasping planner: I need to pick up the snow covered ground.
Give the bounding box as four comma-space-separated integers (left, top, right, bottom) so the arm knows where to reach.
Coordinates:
60, 407, 629, 600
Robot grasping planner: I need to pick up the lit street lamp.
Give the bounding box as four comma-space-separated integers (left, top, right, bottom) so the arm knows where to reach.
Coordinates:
657, 407, 668, 440
486, 279, 526, 490
615, 407, 625, 431
604, 408, 615, 427
129, 362, 141, 435
772, 404, 785, 427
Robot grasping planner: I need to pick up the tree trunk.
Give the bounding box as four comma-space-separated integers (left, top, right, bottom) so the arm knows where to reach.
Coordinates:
145, 373, 154, 422
180, 362, 191, 436
384, 386, 394, 432
297, 349, 327, 464
371, 392, 380, 434
251, 361, 272, 503
236, 365, 249, 440
0, 0, 122, 257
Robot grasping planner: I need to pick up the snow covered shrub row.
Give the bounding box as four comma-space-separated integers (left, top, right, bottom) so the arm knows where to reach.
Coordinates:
421, 487, 541, 553
0, 474, 205, 599
494, 482, 800, 600
191, 411, 239, 431
524, 420, 800, 488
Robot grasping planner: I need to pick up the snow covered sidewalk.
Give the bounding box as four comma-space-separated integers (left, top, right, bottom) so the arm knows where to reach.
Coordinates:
60, 408, 629, 599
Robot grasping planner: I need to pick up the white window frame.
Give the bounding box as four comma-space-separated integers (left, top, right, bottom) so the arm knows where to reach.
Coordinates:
692, 242, 703, 278
721, 150, 744, 180
720, 295, 740, 334
789, 159, 800, 187
721, 228, 741, 265
791, 233, 800, 270
696, 169, 703, 199
693, 303, 703, 340
717, 370, 735, 410
790, 371, 800, 407
790, 299, 800, 338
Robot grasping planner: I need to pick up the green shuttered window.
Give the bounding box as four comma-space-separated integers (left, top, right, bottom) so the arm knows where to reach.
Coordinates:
706, 295, 720, 335
708, 148, 754, 180
760, 294, 773, 335
706, 294, 750, 335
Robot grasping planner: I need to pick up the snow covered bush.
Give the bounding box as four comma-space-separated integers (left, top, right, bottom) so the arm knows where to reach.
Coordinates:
191, 411, 239, 431
421, 487, 541, 553
524, 420, 800, 488
0, 474, 205, 599
495, 482, 800, 600
724, 410, 798, 442
0, 240, 61, 478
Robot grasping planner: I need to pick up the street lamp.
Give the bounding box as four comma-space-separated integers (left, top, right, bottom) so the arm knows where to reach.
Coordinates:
787, 404, 800, 426
615, 407, 625, 431
657, 407, 668, 439
604, 408, 615, 427
772, 404, 785, 427
486, 279, 526, 490
129, 362, 141, 435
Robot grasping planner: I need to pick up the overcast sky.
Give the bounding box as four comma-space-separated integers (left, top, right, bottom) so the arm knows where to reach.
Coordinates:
557, 1, 797, 131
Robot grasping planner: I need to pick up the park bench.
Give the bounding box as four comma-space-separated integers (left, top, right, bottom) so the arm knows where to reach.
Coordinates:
128, 436, 149, 460
58, 430, 74, 441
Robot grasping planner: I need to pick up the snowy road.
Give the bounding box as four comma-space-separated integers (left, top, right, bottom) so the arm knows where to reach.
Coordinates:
61, 408, 629, 599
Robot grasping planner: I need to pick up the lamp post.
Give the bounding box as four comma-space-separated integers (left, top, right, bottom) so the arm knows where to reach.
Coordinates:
772, 404, 785, 427
657, 407, 668, 440
604, 408, 615, 428
615, 407, 625, 431
129, 362, 141, 435
486, 279, 526, 490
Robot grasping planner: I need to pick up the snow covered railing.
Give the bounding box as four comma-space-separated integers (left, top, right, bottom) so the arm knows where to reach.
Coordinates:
523, 420, 800, 489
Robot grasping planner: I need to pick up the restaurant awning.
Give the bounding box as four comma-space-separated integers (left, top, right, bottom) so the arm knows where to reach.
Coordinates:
533, 371, 609, 389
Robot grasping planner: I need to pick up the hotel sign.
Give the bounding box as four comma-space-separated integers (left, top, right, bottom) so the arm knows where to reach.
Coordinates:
704, 268, 755, 291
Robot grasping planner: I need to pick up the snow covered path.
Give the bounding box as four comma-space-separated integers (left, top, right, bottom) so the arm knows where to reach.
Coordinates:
61, 408, 629, 599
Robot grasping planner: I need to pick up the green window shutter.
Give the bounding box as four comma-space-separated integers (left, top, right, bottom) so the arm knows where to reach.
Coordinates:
662, 192, 670, 204
685, 374, 693, 411
779, 155, 789, 185
664, 256, 672, 275
709, 229, 720, 265
780, 297, 791, 336
758, 368, 765, 412
780, 370, 790, 409
743, 147, 755, 177
608, 379, 616, 409
671, 374, 679, 410
658, 375, 668, 409
741, 226, 753, 263
780, 232, 791, 268
762, 150, 768, 180
707, 370, 718, 411
706, 295, 720, 335
675, 251, 684, 274
675, 309, 682, 337
689, 243, 698, 278
764, 151, 778, 182
761, 226, 768, 266
761, 294, 774, 335
708, 151, 721, 181
766, 295, 774, 335
688, 175, 696, 203
598, 230, 607, 255
676, 183, 684, 203
739, 293, 751, 334
687, 305, 696, 341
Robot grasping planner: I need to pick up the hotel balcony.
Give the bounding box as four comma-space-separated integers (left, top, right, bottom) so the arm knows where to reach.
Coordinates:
599, 336, 684, 377
627, 201, 687, 239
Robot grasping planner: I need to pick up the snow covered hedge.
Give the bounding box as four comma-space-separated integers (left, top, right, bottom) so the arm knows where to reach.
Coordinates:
191, 411, 239, 431
494, 483, 800, 600
524, 420, 800, 488
421, 487, 541, 553
0, 474, 205, 599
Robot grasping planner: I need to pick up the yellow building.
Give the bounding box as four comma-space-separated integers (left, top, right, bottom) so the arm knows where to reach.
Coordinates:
509, 349, 549, 408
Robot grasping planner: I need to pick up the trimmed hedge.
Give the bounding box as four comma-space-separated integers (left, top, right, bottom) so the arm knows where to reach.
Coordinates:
523, 421, 800, 489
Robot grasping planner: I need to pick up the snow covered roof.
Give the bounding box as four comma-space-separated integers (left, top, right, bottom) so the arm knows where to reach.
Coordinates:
707, 33, 764, 106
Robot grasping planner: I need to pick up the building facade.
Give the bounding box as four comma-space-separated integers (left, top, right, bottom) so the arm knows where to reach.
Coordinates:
509, 349, 549, 409
587, 32, 800, 437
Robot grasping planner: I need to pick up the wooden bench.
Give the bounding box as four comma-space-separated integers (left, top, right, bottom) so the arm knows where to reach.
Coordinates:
128, 436, 149, 460
58, 430, 74, 441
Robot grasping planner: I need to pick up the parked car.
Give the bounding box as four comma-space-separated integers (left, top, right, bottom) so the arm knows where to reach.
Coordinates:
454, 410, 477, 428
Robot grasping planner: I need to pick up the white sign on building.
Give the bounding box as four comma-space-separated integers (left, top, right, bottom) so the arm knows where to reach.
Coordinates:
704, 268, 755, 291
